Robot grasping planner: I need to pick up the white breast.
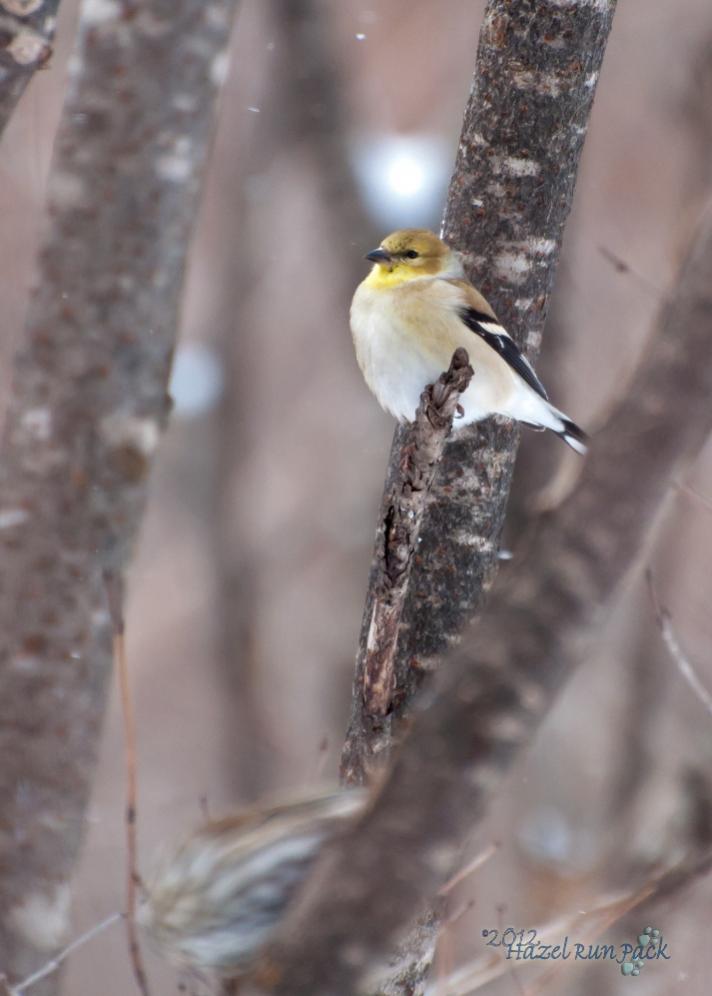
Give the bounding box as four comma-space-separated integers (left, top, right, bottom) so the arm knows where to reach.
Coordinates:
350, 282, 446, 422
350, 277, 543, 428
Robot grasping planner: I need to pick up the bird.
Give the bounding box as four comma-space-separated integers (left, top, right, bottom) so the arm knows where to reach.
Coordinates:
137, 789, 366, 975
350, 228, 587, 453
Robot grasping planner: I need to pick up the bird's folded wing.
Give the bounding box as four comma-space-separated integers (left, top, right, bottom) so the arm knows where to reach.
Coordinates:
458, 308, 549, 401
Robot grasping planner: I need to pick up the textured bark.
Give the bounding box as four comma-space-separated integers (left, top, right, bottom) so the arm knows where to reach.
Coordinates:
0, 0, 237, 987
250, 203, 712, 996
0, 0, 59, 140
360, 350, 473, 718
342, 0, 618, 783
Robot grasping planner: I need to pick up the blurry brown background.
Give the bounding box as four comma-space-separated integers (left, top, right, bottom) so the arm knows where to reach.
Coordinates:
2, 0, 712, 993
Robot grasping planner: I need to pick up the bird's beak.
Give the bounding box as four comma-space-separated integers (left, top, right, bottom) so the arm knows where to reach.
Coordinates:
365, 248, 392, 265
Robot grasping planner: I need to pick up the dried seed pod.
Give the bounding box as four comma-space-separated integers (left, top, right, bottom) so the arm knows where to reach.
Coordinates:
138, 789, 366, 974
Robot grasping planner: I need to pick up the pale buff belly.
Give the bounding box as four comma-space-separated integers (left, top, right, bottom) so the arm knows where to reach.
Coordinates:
351, 289, 518, 425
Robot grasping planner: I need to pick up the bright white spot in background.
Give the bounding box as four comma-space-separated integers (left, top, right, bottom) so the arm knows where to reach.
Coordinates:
518, 806, 572, 864
355, 33, 366, 40
386, 154, 425, 197
247, 106, 261, 113
170, 343, 224, 418
518, 805, 596, 870
351, 133, 451, 229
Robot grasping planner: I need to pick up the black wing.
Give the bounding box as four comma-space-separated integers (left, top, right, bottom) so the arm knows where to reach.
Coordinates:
458, 307, 549, 401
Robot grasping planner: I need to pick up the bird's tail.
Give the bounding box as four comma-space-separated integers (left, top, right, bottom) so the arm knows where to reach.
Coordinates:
517, 394, 588, 454
547, 404, 587, 454
557, 417, 588, 454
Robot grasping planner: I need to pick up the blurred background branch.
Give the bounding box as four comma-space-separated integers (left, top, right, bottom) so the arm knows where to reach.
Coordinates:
0, 0, 238, 988
210, 0, 376, 802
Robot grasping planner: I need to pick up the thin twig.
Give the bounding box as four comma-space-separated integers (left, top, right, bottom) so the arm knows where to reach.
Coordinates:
438, 843, 499, 897
361, 348, 474, 717
439, 846, 712, 996
433, 844, 498, 995
646, 569, 712, 718
434, 901, 476, 996
4, 913, 122, 995
675, 479, 712, 514
597, 245, 660, 295
104, 571, 151, 996
430, 882, 655, 995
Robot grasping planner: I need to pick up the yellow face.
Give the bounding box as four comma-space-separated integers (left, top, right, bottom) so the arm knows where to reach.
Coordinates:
363, 229, 453, 288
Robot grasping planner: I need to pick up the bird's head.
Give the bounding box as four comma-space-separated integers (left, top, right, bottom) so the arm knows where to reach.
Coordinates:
363, 229, 463, 288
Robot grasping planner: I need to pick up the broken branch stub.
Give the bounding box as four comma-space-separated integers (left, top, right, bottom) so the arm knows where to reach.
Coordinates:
363, 348, 474, 717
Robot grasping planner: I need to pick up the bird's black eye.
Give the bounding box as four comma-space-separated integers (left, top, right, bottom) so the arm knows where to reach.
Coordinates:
403, 249, 419, 259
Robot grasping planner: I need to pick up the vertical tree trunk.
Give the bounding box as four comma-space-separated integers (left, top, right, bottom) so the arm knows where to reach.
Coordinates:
0, 1, 238, 987
343, 0, 618, 783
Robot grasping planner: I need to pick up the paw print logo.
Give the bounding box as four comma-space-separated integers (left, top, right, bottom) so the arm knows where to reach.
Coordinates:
620, 926, 662, 978
637, 926, 660, 948
621, 957, 645, 977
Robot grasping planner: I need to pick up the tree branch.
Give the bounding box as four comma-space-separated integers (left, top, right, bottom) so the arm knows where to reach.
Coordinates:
250, 202, 712, 995
2, 913, 122, 996
0, 0, 238, 986
647, 569, 712, 719
342, 0, 618, 783
0, 0, 58, 140
360, 349, 473, 719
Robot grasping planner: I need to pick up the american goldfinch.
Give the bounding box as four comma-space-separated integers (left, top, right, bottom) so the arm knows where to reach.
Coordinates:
350, 229, 587, 453
138, 790, 366, 973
